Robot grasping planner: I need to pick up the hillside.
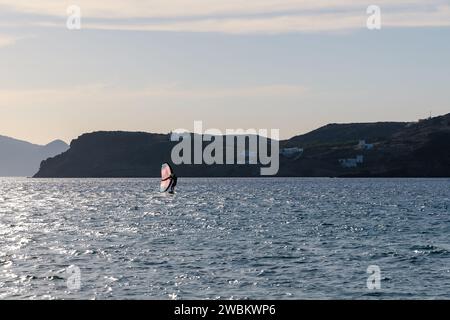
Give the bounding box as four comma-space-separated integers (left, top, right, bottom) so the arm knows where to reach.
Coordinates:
284, 122, 406, 147
0, 136, 69, 176
278, 113, 450, 177
33, 114, 450, 178
34, 131, 267, 177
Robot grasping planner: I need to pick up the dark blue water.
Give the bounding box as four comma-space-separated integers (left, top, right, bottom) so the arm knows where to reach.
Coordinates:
0, 178, 449, 299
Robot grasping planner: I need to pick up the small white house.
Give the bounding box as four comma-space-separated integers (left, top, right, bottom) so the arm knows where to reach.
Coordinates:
339, 155, 364, 168
357, 140, 374, 150
280, 147, 303, 158
356, 155, 364, 163
339, 158, 357, 168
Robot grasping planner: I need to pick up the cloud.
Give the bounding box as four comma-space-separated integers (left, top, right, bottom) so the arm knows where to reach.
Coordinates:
0, 0, 449, 34
384, 5, 450, 27
151, 84, 308, 98
0, 83, 308, 107
78, 13, 363, 34
0, 0, 443, 19
0, 34, 18, 47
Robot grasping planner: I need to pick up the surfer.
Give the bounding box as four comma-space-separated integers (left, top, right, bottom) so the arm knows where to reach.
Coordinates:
169, 173, 177, 194
160, 163, 177, 194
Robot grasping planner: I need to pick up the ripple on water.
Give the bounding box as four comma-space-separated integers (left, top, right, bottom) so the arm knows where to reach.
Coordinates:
0, 177, 449, 299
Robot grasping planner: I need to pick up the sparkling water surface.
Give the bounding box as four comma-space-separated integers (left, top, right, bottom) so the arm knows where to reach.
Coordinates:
0, 178, 449, 299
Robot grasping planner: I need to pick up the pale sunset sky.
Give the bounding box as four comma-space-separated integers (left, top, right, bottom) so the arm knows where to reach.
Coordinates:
0, 0, 449, 144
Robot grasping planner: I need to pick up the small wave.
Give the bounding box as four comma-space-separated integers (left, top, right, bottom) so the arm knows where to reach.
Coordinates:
45, 275, 65, 281
410, 244, 449, 256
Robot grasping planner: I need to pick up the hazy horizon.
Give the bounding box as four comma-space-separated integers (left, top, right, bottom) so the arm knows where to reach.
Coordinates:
1, 110, 447, 146
1, 0, 450, 145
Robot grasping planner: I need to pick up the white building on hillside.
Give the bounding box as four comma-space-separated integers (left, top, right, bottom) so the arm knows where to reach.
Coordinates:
356, 155, 364, 163
339, 155, 364, 168
339, 158, 357, 168
357, 140, 374, 150
280, 147, 303, 158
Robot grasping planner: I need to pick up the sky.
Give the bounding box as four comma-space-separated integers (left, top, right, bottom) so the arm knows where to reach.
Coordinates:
0, 0, 449, 145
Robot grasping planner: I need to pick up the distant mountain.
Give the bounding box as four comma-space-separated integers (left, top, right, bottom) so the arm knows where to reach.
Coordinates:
34, 113, 450, 178
34, 131, 269, 177
0, 136, 69, 176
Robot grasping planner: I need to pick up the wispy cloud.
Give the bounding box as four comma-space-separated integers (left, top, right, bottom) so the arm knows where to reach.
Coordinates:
0, 34, 18, 47
0, 0, 444, 19
0, 83, 308, 107
0, 0, 449, 34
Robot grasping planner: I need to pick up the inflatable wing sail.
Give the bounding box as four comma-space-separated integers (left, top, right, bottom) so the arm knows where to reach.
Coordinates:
160, 163, 173, 192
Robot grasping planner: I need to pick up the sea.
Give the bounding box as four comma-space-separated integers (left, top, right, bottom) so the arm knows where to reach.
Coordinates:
0, 177, 449, 299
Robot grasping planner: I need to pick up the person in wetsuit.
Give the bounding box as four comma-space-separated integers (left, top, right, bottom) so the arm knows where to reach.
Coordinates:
169, 173, 177, 193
